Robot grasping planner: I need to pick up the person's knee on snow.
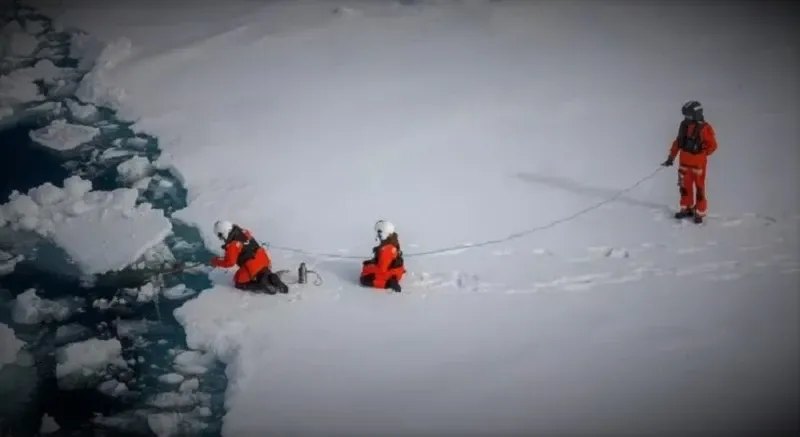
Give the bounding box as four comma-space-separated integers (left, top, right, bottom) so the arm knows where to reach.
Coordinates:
359, 220, 405, 292
209, 220, 279, 293
661, 100, 718, 223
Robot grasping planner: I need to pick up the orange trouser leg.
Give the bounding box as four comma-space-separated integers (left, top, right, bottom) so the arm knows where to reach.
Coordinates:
678, 166, 695, 210
693, 166, 708, 216
234, 267, 254, 285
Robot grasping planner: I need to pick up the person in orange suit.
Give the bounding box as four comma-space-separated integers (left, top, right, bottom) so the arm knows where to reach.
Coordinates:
210, 220, 288, 294
661, 100, 719, 224
360, 220, 406, 293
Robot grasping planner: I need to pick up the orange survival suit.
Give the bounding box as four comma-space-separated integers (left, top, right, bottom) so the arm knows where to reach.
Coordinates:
663, 105, 718, 222
210, 225, 288, 294
360, 233, 406, 293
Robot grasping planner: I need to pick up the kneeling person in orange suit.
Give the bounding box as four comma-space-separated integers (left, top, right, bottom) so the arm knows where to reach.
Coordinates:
360, 220, 405, 293
210, 220, 289, 294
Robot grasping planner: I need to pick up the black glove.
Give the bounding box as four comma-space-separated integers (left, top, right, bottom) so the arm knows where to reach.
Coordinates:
661, 156, 674, 167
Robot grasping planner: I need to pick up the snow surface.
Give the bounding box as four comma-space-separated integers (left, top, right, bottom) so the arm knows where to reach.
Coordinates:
54, 323, 92, 346
65, 97, 99, 121
162, 283, 196, 300
0, 24, 78, 126
11, 288, 84, 324
0, 70, 42, 105
31, 0, 800, 435
55, 337, 125, 389
29, 119, 100, 151
116, 155, 152, 183
0, 323, 25, 372
158, 372, 184, 385
16, 59, 75, 84
39, 413, 60, 435
0, 176, 172, 275
0, 250, 23, 275
1, 21, 39, 57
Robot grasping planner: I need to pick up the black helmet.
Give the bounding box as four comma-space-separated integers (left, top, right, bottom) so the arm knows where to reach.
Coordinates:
681, 100, 704, 121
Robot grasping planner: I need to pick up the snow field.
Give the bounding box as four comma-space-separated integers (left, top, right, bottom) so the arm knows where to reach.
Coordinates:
21, 0, 800, 435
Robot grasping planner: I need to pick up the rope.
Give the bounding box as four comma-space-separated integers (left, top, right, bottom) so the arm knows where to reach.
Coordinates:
275, 268, 324, 286
263, 166, 667, 260
151, 273, 164, 322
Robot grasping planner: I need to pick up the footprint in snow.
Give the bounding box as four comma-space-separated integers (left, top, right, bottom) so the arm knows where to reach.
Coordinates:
707, 272, 744, 282
675, 261, 739, 276
676, 246, 706, 255
738, 245, 770, 253
534, 272, 614, 291
586, 246, 629, 259
604, 248, 629, 259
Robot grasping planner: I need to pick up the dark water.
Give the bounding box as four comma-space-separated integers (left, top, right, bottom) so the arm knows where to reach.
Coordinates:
0, 7, 226, 437
0, 123, 70, 200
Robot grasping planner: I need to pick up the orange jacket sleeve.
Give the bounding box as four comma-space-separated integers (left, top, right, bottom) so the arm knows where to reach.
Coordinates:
668, 138, 680, 160
376, 244, 398, 276
211, 241, 242, 268
701, 123, 718, 156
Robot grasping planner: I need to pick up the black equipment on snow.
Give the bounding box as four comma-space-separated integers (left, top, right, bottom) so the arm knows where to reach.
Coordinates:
298, 262, 308, 285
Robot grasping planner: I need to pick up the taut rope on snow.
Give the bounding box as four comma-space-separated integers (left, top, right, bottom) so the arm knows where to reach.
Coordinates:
262, 166, 667, 260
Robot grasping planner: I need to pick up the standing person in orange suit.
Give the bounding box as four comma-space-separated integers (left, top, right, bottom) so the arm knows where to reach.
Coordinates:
210, 220, 288, 294
661, 100, 719, 224
360, 220, 406, 293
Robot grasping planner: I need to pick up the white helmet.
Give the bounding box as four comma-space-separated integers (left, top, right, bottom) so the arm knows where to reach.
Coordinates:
374, 220, 395, 241
214, 220, 234, 241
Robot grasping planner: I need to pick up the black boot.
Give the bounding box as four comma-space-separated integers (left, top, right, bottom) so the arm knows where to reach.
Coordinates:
693, 213, 704, 224
237, 278, 274, 294
386, 278, 402, 293
255, 272, 277, 295
674, 208, 694, 219
266, 272, 289, 294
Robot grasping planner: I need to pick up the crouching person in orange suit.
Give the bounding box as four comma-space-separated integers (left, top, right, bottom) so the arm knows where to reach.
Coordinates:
360, 220, 405, 293
210, 220, 288, 294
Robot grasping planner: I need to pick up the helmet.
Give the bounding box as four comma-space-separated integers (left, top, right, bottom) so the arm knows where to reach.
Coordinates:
374, 220, 395, 241
214, 220, 234, 241
681, 100, 703, 121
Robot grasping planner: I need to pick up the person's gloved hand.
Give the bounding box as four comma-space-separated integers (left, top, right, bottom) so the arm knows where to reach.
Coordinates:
661, 156, 674, 167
